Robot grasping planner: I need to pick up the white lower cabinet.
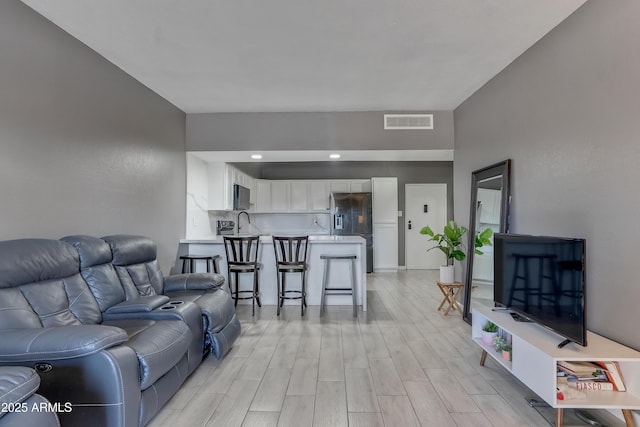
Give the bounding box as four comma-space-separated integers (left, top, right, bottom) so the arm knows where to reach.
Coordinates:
372, 223, 398, 272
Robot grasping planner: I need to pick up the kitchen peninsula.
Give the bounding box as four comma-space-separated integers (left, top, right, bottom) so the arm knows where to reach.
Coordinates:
178, 235, 367, 310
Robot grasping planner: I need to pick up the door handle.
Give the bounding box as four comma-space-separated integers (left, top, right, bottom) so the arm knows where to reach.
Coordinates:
408, 220, 412, 230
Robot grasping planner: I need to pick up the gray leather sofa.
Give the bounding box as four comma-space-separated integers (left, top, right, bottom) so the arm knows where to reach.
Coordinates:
0, 367, 60, 427
0, 237, 240, 427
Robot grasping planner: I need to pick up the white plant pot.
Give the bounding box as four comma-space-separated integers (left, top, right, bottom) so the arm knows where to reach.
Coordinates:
481, 331, 498, 346
439, 265, 455, 283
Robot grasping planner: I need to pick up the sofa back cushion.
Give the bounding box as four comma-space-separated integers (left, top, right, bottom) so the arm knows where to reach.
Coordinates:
102, 235, 165, 297
0, 239, 102, 329
61, 235, 127, 311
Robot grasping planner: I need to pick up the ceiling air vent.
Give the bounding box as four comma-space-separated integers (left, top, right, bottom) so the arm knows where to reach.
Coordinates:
384, 114, 433, 130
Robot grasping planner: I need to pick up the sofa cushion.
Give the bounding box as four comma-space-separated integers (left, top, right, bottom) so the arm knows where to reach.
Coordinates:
0, 367, 40, 416
103, 234, 165, 296
0, 239, 78, 289
166, 289, 236, 334
62, 235, 127, 311
103, 319, 191, 390
0, 289, 42, 329
0, 239, 102, 327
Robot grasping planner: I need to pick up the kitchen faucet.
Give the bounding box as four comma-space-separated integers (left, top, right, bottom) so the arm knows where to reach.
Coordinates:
237, 211, 250, 234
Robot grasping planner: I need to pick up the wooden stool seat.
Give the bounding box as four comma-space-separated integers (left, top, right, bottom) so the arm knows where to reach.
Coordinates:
179, 254, 220, 273
436, 281, 464, 315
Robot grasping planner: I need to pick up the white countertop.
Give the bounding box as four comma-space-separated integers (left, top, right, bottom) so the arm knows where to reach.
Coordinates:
181, 235, 366, 244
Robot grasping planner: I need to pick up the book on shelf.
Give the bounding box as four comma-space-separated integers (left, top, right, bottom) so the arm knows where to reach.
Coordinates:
568, 379, 614, 391
594, 361, 626, 392
557, 361, 605, 378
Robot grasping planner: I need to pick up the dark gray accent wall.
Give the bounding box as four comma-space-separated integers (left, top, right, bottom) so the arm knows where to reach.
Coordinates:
454, 0, 640, 350
0, 0, 186, 271
186, 111, 454, 150
237, 161, 453, 266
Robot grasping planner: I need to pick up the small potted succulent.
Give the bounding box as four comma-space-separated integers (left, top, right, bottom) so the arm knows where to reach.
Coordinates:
492, 336, 506, 351
481, 321, 499, 345
501, 344, 512, 361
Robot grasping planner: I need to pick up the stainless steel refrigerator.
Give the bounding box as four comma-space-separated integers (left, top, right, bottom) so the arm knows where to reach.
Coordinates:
331, 192, 373, 273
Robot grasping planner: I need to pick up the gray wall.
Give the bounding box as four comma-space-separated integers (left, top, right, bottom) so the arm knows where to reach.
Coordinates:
237, 161, 453, 266
454, 0, 640, 350
0, 0, 186, 270
187, 111, 454, 150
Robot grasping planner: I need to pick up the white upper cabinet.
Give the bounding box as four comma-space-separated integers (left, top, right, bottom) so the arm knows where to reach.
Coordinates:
290, 181, 310, 212
207, 162, 233, 210
270, 181, 291, 212
309, 181, 331, 212
330, 181, 350, 193
330, 179, 372, 194
349, 179, 372, 193
255, 179, 271, 212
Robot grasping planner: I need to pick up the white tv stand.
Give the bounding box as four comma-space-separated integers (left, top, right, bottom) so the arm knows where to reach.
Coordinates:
472, 305, 640, 427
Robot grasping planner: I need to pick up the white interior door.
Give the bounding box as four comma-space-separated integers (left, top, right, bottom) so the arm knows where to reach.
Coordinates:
405, 184, 447, 269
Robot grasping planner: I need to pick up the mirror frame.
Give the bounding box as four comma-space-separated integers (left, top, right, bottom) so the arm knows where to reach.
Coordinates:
462, 159, 512, 324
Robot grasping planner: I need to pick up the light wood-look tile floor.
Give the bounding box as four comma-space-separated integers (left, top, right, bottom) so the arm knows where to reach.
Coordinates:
147, 270, 611, 427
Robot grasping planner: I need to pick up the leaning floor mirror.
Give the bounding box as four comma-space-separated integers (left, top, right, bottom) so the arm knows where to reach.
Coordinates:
463, 159, 511, 324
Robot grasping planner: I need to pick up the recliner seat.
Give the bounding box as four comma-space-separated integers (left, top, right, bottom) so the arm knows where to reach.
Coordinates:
102, 234, 241, 360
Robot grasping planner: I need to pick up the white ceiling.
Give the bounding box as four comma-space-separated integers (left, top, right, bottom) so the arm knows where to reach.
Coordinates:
21, 0, 586, 114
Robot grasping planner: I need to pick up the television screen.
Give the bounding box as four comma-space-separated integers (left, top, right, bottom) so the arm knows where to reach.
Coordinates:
233, 184, 250, 210
494, 233, 587, 346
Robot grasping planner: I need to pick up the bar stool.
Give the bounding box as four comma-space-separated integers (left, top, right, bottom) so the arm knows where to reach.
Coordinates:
272, 236, 309, 316
320, 254, 357, 317
179, 254, 220, 274
223, 236, 262, 316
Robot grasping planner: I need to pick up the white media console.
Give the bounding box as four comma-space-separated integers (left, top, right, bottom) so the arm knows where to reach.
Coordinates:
472, 305, 640, 426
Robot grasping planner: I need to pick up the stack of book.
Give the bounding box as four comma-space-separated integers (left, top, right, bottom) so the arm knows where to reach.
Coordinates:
557, 360, 626, 392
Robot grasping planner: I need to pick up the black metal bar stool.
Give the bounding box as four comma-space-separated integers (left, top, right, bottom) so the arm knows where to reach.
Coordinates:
179, 254, 220, 274
320, 253, 357, 317
272, 236, 309, 316
223, 236, 262, 316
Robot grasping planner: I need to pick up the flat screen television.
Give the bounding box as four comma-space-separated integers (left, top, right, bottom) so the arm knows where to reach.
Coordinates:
494, 233, 587, 347
233, 184, 250, 210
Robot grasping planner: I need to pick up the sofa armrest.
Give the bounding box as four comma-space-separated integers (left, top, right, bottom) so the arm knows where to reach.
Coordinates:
103, 295, 170, 314
164, 273, 225, 292
0, 367, 40, 416
0, 326, 128, 362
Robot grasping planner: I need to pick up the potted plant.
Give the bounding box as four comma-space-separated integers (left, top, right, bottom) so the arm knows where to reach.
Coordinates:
481, 321, 499, 345
420, 221, 493, 283
420, 220, 467, 283
501, 344, 512, 361
492, 336, 506, 352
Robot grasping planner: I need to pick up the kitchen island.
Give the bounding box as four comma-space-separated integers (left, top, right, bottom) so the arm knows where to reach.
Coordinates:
177, 235, 367, 310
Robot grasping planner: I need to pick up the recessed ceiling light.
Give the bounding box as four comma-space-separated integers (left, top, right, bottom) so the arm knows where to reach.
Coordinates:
329, 153, 341, 159
251, 154, 262, 159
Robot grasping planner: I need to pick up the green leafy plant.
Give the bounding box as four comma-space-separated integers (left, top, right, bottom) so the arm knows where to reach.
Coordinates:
420, 220, 468, 265
502, 344, 512, 352
420, 221, 493, 265
474, 228, 494, 255
482, 321, 498, 333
